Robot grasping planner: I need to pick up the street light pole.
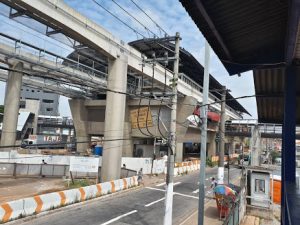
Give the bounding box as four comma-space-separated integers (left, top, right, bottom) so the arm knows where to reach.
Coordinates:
198, 41, 210, 225
164, 32, 180, 225
218, 86, 226, 184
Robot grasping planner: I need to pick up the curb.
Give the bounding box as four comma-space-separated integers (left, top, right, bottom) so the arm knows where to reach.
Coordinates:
0, 176, 138, 224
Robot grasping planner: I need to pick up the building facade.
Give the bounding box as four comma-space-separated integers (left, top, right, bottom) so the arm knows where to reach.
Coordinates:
20, 86, 59, 116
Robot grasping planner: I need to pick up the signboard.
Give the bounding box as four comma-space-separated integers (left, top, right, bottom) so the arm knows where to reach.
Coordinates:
28, 135, 62, 142
130, 107, 153, 129
70, 156, 99, 173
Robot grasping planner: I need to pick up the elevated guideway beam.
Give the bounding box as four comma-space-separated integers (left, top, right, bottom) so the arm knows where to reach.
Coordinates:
0, 71, 86, 98
0, 40, 107, 92
1, 0, 242, 119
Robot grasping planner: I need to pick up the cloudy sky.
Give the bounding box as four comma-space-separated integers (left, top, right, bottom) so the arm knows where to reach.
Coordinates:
0, 0, 257, 118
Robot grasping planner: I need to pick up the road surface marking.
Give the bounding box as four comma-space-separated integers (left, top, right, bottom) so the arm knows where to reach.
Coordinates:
156, 181, 181, 187
193, 185, 207, 194
173, 182, 181, 186
147, 187, 198, 199
174, 192, 199, 199
146, 187, 166, 192
192, 189, 199, 194
100, 210, 138, 225
145, 197, 165, 207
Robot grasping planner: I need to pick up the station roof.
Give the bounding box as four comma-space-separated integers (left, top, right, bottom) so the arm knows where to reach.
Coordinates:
129, 38, 250, 115
179, 0, 300, 124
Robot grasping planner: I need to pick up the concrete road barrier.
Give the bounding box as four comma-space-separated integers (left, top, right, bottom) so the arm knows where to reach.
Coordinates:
0, 176, 138, 223
173, 160, 200, 177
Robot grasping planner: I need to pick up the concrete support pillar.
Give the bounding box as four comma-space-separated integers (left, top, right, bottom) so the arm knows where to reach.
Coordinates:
69, 99, 90, 153
1, 62, 23, 150
121, 105, 133, 157
250, 125, 261, 166
101, 54, 128, 182
207, 132, 216, 157
175, 142, 183, 162
231, 139, 235, 154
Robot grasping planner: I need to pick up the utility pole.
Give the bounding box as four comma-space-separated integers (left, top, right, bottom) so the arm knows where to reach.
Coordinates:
218, 86, 226, 184
198, 41, 210, 225
164, 32, 180, 225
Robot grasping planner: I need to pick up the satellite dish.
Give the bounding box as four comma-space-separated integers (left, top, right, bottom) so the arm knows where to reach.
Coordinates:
186, 115, 202, 127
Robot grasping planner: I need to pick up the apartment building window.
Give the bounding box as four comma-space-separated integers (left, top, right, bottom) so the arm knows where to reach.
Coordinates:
42, 99, 54, 103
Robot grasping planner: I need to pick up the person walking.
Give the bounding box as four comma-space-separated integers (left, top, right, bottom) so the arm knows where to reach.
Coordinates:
211, 177, 218, 189
137, 168, 144, 186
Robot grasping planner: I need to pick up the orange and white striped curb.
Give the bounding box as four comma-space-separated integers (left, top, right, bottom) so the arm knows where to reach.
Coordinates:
0, 176, 138, 223
173, 160, 201, 177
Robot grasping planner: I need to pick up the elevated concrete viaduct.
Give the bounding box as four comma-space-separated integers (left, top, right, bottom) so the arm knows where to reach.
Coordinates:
0, 0, 247, 181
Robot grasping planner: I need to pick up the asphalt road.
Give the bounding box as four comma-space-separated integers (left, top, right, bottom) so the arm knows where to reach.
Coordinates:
13, 167, 240, 225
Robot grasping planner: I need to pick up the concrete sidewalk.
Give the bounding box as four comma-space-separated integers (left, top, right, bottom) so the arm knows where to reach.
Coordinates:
179, 199, 223, 225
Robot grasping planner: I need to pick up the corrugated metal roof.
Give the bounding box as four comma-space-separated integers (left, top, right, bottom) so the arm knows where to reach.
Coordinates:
180, 0, 288, 75
254, 67, 300, 124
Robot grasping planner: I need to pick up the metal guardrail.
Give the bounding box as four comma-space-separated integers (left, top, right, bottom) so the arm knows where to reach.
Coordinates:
222, 186, 247, 225
223, 199, 240, 225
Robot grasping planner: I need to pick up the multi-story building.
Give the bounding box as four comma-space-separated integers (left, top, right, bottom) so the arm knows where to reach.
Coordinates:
20, 86, 59, 116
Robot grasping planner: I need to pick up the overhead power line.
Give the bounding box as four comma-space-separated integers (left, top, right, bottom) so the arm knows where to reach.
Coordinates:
110, 0, 159, 38
129, 0, 169, 36
92, 0, 146, 38
1, 66, 259, 115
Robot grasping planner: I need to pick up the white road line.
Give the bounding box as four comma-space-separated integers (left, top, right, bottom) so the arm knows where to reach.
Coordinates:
146, 187, 166, 192
155, 181, 181, 187
147, 187, 199, 200
100, 210, 137, 225
156, 182, 165, 187
192, 189, 199, 194
173, 182, 181, 186
174, 192, 199, 200
145, 197, 165, 207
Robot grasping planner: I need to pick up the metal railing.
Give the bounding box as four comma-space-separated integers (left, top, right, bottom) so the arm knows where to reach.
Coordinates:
179, 73, 238, 114
223, 186, 246, 225
0, 33, 108, 80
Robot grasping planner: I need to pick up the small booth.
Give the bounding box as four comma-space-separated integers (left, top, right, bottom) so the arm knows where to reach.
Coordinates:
246, 166, 273, 208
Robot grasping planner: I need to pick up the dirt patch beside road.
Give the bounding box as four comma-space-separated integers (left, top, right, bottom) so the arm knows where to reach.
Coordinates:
0, 177, 65, 203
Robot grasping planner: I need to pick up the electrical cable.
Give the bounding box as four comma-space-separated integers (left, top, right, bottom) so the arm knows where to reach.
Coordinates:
144, 63, 157, 137
157, 63, 168, 140
0, 137, 133, 149
136, 64, 156, 138
0, 143, 134, 160
0, 66, 261, 116
110, 0, 159, 38
92, 0, 146, 39
0, 65, 170, 104
129, 0, 169, 36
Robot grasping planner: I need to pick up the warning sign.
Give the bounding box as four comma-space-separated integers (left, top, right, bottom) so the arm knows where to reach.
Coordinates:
130, 107, 153, 129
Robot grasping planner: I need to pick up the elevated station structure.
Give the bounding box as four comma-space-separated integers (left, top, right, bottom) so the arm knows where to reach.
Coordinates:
179, 0, 300, 224
0, 0, 247, 181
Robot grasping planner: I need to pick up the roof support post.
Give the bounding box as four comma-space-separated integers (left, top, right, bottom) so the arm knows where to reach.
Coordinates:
281, 66, 297, 225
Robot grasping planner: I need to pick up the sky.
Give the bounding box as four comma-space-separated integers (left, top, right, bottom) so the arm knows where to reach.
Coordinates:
0, 0, 257, 119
